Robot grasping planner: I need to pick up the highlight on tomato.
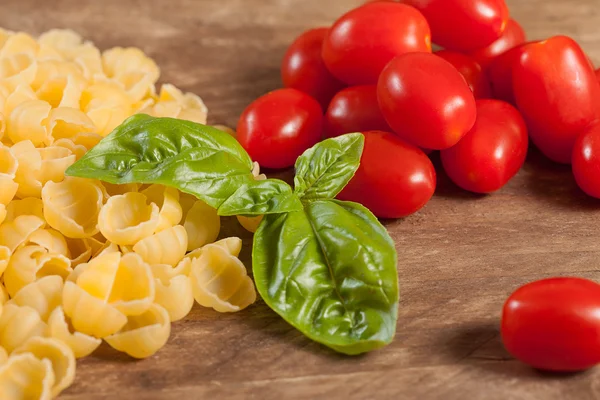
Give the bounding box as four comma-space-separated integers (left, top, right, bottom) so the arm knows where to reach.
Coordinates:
321, 1, 431, 85
337, 131, 436, 218
236, 88, 323, 169
435, 50, 491, 99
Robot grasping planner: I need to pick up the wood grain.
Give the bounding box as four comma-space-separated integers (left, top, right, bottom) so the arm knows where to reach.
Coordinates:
2, 0, 600, 398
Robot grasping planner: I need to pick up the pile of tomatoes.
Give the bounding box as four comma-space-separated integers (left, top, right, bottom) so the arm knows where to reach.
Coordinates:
236, 0, 600, 372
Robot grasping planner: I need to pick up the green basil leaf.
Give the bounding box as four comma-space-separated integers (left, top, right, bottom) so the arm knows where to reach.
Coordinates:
253, 199, 398, 355
293, 133, 364, 201
66, 114, 300, 214
218, 179, 303, 216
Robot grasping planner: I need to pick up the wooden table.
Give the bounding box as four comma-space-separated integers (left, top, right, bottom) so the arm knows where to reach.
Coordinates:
3, 0, 600, 398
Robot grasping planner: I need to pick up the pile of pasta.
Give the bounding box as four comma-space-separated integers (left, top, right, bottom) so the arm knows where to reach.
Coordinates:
0, 28, 257, 399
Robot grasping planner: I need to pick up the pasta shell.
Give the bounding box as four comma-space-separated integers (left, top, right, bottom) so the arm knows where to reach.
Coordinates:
150, 257, 192, 282
0, 214, 45, 252
62, 281, 127, 338
13, 337, 75, 397
64, 237, 92, 267
0, 144, 17, 178
100, 182, 139, 197
186, 237, 242, 260
10, 276, 64, 321
0, 246, 9, 276
70, 131, 103, 150
0, 111, 5, 141
74, 45, 103, 79
158, 84, 207, 123
74, 251, 119, 301
4, 245, 72, 297
47, 306, 101, 358
237, 215, 263, 233
36, 74, 82, 109
105, 304, 170, 359
4, 83, 36, 117
98, 192, 160, 245
6, 99, 52, 146
42, 177, 104, 238
45, 107, 95, 141
0, 347, 7, 365
0, 177, 17, 207
0, 53, 37, 91
184, 200, 220, 251
0, 204, 4, 225
154, 275, 194, 322
23, 228, 69, 256
114, 71, 156, 103
52, 138, 87, 160
133, 225, 187, 267
4, 197, 44, 223
141, 184, 182, 231
11, 140, 43, 198
0, 304, 47, 353
0, 353, 54, 400
30, 59, 84, 91
38, 29, 82, 59
189, 244, 256, 313
0, 33, 39, 58
102, 47, 160, 83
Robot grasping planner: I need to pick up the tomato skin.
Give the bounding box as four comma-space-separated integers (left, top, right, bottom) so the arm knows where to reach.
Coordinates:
324, 85, 391, 138
237, 88, 323, 169
435, 50, 491, 99
377, 52, 477, 150
281, 28, 346, 110
322, 2, 431, 85
469, 19, 526, 69
401, 0, 509, 52
337, 131, 436, 218
572, 123, 600, 198
513, 36, 600, 164
487, 43, 528, 105
441, 100, 528, 193
596, 68, 600, 83
501, 277, 600, 372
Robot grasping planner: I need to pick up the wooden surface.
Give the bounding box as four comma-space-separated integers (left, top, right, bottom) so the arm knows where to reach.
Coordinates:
3, 0, 600, 398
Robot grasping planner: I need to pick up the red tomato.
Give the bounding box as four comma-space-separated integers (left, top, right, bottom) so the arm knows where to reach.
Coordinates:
401, 0, 509, 52
237, 88, 323, 169
441, 100, 528, 193
321, 2, 431, 85
572, 123, 600, 198
468, 19, 526, 69
324, 85, 391, 138
377, 52, 477, 150
596, 68, 600, 83
513, 36, 600, 164
501, 277, 600, 372
281, 28, 346, 110
337, 131, 436, 218
486, 43, 528, 105
435, 50, 492, 99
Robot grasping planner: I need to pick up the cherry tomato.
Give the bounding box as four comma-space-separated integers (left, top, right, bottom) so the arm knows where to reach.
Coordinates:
596, 67, 600, 84
281, 28, 346, 110
322, 2, 431, 85
513, 36, 600, 164
501, 277, 600, 372
435, 50, 492, 99
337, 131, 436, 218
486, 43, 528, 105
441, 100, 528, 193
324, 85, 391, 138
377, 52, 477, 150
572, 123, 600, 198
237, 88, 323, 169
468, 19, 526, 69
401, 0, 509, 52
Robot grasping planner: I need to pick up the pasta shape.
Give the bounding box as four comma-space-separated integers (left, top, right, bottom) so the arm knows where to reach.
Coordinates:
4, 245, 72, 297
0, 144, 17, 178
6, 99, 52, 146
42, 177, 104, 238
4, 198, 44, 223
52, 138, 87, 160
70, 131, 103, 150
47, 306, 101, 359
64, 237, 92, 267
186, 237, 243, 260
3, 83, 36, 117
0, 33, 39, 58
0, 284, 8, 305
0, 53, 37, 91
102, 47, 159, 83
13, 337, 75, 398
23, 228, 69, 257
0, 304, 47, 353
10, 276, 64, 321
36, 74, 82, 109
36, 145, 76, 185
11, 140, 43, 198
98, 192, 160, 245
141, 184, 182, 231
189, 244, 256, 313
45, 107, 95, 141
0, 205, 5, 225
184, 200, 220, 251
0, 346, 7, 365
133, 225, 187, 267
100, 182, 139, 197
0, 177, 18, 206
154, 275, 194, 322
150, 257, 192, 282
104, 304, 171, 359
158, 84, 208, 124
237, 214, 263, 234
0, 353, 54, 400
62, 281, 127, 338
0, 214, 45, 252
0, 246, 9, 276
30, 59, 84, 92
0, 111, 5, 141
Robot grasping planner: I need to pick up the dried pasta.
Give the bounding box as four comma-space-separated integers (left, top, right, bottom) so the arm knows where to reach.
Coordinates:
0, 353, 54, 400
10, 276, 63, 321
184, 200, 220, 251
0, 304, 47, 353
140, 184, 182, 232
47, 306, 101, 358
133, 225, 188, 267
98, 192, 160, 245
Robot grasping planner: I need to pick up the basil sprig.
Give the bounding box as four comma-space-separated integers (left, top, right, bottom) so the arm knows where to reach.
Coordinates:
67, 115, 399, 355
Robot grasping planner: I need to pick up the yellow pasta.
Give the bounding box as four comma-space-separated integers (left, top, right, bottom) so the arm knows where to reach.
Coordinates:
62, 281, 127, 338
4, 245, 72, 297
0, 32, 39, 58
11, 276, 64, 321
4, 198, 44, 223
158, 83, 208, 124
36, 145, 76, 185
133, 225, 187, 267
186, 237, 242, 260
11, 140, 43, 198
102, 47, 160, 83
150, 257, 192, 283
98, 192, 160, 245
47, 306, 101, 358
64, 237, 92, 267
0, 246, 9, 276
24, 228, 69, 257
184, 200, 220, 251
0, 53, 37, 91
100, 182, 139, 197
154, 275, 194, 322
189, 244, 256, 313
45, 107, 95, 141
4, 83, 36, 117
0, 347, 7, 365
104, 304, 171, 359
141, 184, 182, 231
0, 353, 54, 400
0, 144, 17, 177
6, 100, 52, 146
0, 205, 5, 225
0, 214, 45, 252
0, 177, 17, 206
42, 177, 104, 238
0, 304, 47, 353
52, 138, 87, 160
